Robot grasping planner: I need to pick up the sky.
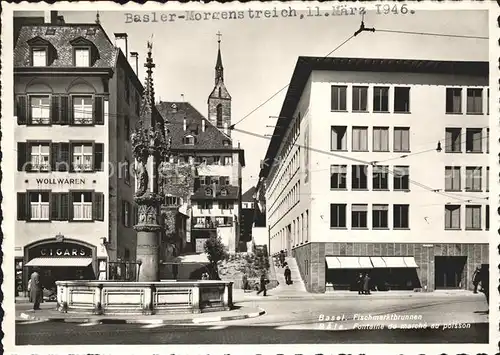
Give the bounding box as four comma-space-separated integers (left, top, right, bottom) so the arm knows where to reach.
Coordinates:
18, 9, 488, 192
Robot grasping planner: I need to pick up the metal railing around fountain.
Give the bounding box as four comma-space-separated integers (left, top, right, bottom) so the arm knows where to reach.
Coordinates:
108, 261, 141, 282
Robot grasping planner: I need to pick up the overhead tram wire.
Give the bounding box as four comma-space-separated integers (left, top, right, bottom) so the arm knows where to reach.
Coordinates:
230, 126, 487, 205
374, 29, 488, 40
229, 33, 357, 129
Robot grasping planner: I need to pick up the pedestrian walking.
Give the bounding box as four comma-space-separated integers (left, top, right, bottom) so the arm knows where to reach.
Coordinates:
363, 273, 371, 295
284, 265, 292, 285
242, 273, 249, 292
472, 266, 481, 293
29, 268, 43, 310
356, 273, 364, 294
279, 250, 285, 268
256, 272, 268, 296
479, 264, 489, 305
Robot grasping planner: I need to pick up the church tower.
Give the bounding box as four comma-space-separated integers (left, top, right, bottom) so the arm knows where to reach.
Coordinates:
208, 32, 232, 136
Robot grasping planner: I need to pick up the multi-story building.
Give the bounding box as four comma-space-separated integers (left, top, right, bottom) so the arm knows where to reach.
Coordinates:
155, 38, 245, 262
13, 12, 142, 294
259, 56, 489, 293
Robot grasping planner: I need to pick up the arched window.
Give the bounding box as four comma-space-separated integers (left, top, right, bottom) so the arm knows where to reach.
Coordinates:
216, 104, 223, 128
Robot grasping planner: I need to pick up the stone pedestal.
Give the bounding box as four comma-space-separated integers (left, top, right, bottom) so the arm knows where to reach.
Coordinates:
136, 229, 161, 282
134, 192, 164, 282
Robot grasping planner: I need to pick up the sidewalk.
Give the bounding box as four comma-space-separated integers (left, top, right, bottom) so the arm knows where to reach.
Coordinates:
15, 302, 265, 325
232, 288, 484, 301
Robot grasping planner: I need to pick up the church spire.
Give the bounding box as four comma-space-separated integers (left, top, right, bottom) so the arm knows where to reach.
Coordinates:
215, 31, 224, 84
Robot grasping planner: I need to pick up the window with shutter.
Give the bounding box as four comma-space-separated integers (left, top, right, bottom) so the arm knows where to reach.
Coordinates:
60, 95, 69, 125
16, 95, 27, 125
72, 96, 93, 125
94, 143, 104, 171
93, 192, 104, 221
17, 142, 28, 172
17, 192, 27, 221
51, 95, 60, 124
94, 96, 104, 125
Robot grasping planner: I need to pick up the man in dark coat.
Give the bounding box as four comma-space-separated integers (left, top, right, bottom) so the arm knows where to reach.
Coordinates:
363, 273, 371, 295
284, 265, 292, 285
29, 269, 43, 310
356, 273, 364, 294
242, 273, 249, 292
479, 264, 489, 305
472, 266, 481, 293
257, 272, 267, 296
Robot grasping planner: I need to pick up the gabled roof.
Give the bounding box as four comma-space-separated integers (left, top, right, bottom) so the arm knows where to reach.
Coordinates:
242, 186, 256, 202
14, 24, 116, 68
156, 101, 233, 151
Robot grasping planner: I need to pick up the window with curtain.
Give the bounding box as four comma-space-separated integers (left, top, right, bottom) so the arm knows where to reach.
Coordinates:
330, 204, 346, 228
393, 204, 409, 228
445, 205, 461, 229
352, 126, 368, 151
444, 166, 461, 191
352, 86, 368, 112
72, 144, 93, 171
465, 205, 481, 230
32, 48, 47, 67
351, 204, 367, 228
351, 165, 368, 190
30, 192, 50, 220
30, 96, 50, 124
373, 165, 389, 190
331, 126, 347, 151
372, 204, 388, 228
331, 86, 347, 111
465, 128, 482, 153
373, 86, 389, 112
445, 128, 462, 153
330, 165, 347, 189
466, 88, 483, 114
72, 192, 93, 221
74, 48, 90, 67
394, 87, 410, 113
393, 166, 410, 190
30, 143, 50, 171
393, 127, 410, 152
373, 127, 389, 152
465, 167, 482, 191
72, 96, 93, 124
446, 88, 462, 114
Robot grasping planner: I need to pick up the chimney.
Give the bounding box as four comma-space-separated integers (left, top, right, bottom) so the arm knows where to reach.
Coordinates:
183, 118, 187, 131
44, 11, 58, 24
202, 119, 206, 132
130, 52, 139, 75
114, 33, 128, 62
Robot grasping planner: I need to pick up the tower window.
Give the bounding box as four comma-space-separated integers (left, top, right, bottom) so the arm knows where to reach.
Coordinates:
216, 104, 223, 128
219, 87, 222, 98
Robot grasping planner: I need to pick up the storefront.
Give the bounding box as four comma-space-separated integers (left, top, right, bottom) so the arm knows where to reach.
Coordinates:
325, 256, 420, 291
21, 237, 106, 293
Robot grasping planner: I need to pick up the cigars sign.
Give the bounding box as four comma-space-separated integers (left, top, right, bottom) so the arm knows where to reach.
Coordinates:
28, 242, 92, 259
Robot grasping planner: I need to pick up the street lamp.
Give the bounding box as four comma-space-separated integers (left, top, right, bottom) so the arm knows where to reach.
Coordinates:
436, 141, 442, 152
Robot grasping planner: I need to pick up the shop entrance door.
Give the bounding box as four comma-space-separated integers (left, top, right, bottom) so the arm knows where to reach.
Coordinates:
435, 256, 467, 289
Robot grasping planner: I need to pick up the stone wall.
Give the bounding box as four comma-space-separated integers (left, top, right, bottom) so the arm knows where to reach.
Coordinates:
293, 242, 489, 293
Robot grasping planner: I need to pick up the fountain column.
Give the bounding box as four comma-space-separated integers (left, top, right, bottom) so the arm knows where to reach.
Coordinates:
131, 42, 170, 282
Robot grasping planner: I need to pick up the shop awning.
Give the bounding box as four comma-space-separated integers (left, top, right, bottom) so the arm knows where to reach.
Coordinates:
326, 257, 373, 269
370, 257, 387, 268
358, 257, 373, 268
382, 257, 411, 268
403, 257, 419, 268
325, 256, 341, 269
25, 258, 92, 267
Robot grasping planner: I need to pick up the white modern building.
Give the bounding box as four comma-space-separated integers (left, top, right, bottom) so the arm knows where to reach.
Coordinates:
259, 57, 489, 293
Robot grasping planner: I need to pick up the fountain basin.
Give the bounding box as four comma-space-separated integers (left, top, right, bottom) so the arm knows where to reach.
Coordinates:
56, 280, 233, 315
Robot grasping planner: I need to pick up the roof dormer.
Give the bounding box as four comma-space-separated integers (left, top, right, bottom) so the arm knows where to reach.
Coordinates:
69, 36, 100, 67
183, 134, 196, 145
27, 36, 56, 67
